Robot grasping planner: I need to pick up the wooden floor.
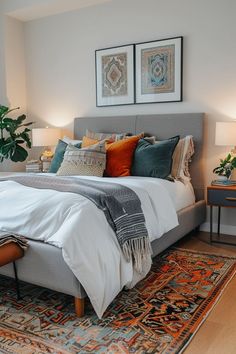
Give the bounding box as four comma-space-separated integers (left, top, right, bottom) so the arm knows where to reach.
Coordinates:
178, 231, 236, 354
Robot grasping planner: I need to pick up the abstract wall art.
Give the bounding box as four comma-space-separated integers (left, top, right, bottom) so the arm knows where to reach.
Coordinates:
95, 45, 134, 106
135, 37, 183, 104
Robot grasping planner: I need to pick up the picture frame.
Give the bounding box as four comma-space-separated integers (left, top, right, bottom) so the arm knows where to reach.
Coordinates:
135, 37, 183, 104
95, 44, 135, 107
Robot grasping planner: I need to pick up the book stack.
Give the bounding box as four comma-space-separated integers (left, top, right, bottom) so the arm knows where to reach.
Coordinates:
26, 160, 42, 173
211, 180, 236, 186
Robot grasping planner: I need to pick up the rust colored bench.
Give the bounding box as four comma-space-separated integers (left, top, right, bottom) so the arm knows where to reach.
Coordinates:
0, 242, 24, 299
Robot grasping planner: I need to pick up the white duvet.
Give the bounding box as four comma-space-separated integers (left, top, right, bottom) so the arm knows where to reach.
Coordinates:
0, 175, 180, 317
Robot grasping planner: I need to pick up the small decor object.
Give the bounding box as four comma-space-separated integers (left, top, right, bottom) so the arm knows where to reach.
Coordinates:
95, 44, 135, 106
135, 36, 183, 103
213, 153, 236, 180
0, 104, 33, 162
40, 156, 52, 173
32, 127, 61, 172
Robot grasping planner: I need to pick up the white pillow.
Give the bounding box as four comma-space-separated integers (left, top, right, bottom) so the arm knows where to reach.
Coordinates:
171, 135, 194, 182
155, 135, 194, 182
62, 136, 82, 145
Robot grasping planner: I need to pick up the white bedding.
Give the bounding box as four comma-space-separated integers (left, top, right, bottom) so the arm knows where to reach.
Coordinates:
150, 178, 195, 211
0, 175, 193, 317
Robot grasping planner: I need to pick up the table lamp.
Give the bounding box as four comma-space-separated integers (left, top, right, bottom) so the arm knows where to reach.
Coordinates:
215, 122, 236, 153
32, 127, 61, 171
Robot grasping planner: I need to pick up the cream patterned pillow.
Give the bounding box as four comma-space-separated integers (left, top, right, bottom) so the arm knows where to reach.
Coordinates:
155, 135, 194, 182
171, 135, 194, 181
57, 141, 106, 177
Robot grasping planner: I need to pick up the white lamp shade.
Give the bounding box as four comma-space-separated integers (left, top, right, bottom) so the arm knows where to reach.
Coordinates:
32, 128, 61, 147
215, 122, 236, 146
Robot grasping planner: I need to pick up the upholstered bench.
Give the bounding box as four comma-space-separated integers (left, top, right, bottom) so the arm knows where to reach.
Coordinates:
0, 242, 24, 299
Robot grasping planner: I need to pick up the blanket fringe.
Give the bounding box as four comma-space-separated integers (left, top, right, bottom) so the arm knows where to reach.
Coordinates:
122, 237, 152, 274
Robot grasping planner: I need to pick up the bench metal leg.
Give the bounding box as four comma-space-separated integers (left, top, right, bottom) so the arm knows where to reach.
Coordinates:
13, 261, 21, 300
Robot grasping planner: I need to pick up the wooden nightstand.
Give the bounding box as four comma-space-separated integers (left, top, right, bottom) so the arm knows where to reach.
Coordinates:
207, 185, 236, 245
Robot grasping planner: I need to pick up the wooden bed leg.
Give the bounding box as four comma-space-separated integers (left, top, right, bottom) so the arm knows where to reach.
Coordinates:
74, 297, 85, 317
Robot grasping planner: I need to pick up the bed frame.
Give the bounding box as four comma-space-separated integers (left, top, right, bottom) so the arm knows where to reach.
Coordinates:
0, 113, 206, 316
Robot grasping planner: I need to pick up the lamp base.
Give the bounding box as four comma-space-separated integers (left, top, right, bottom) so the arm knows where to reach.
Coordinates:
40, 149, 53, 173
41, 160, 51, 173
215, 175, 228, 182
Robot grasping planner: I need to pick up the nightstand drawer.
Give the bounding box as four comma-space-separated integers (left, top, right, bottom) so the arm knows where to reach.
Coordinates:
208, 188, 236, 207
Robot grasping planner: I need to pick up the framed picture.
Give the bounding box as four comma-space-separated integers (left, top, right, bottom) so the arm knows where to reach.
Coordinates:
95, 44, 135, 107
135, 37, 183, 104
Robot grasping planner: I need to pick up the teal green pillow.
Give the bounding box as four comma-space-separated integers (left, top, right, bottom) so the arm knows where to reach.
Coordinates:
49, 139, 82, 173
131, 136, 180, 179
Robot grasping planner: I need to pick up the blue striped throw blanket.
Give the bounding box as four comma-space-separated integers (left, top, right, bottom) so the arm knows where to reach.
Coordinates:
1, 175, 151, 273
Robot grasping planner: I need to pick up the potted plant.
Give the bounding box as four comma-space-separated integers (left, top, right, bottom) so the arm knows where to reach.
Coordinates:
213, 153, 236, 180
0, 105, 33, 163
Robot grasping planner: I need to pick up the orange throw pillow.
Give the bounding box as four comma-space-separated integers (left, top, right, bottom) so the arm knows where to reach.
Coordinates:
82, 136, 99, 148
105, 136, 140, 177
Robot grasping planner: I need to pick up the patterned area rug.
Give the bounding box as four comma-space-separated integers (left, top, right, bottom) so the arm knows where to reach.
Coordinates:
0, 248, 236, 354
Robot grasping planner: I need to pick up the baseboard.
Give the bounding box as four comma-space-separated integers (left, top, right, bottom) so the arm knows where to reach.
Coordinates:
200, 222, 236, 236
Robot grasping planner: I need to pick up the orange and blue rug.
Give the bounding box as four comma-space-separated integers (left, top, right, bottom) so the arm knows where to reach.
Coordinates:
0, 248, 236, 354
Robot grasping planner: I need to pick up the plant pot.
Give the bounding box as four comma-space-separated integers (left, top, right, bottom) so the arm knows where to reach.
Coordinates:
216, 175, 229, 181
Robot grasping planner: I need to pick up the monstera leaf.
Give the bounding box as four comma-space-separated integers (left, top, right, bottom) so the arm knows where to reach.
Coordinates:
0, 105, 34, 163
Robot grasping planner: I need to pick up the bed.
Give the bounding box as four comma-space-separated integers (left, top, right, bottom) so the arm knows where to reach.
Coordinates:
0, 113, 206, 317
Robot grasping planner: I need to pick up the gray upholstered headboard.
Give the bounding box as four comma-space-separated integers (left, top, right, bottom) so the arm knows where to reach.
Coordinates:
74, 113, 205, 201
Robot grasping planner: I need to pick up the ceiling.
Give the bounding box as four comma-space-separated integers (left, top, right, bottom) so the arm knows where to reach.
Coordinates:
3, 0, 112, 21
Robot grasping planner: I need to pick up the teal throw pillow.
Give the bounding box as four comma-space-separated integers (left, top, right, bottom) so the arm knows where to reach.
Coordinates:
49, 139, 82, 173
131, 136, 180, 179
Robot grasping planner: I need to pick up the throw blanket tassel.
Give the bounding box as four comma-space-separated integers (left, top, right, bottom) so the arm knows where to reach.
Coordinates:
123, 237, 152, 273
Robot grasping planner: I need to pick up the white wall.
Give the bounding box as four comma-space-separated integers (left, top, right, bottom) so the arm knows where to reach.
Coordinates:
0, 14, 28, 172
1, 0, 236, 232
5, 16, 27, 111
0, 14, 7, 104
1, 0, 111, 21
24, 0, 236, 158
